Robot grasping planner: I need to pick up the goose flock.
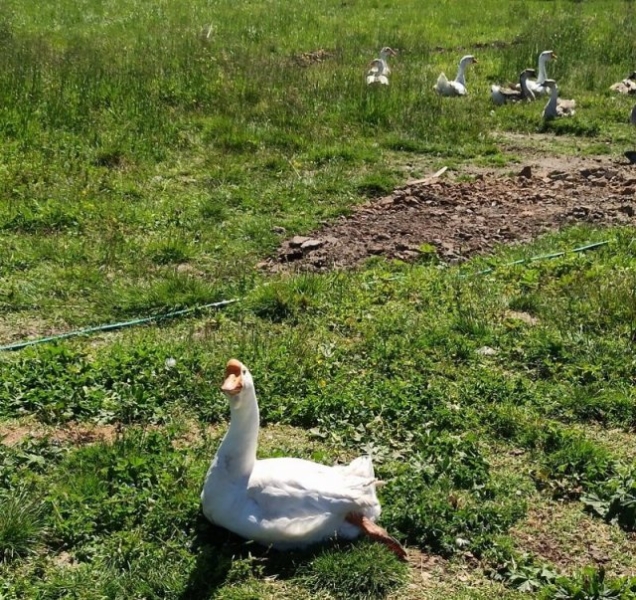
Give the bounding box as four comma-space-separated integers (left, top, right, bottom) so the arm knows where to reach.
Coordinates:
367, 46, 636, 124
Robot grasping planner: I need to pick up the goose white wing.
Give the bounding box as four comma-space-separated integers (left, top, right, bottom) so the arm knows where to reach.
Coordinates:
366, 59, 389, 85
450, 81, 467, 96
434, 72, 449, 94
241, 456, 379, 545
526, 79, 551, 96
435, 73, 466, 96
367, 74, 389, 85
248, 457, 378, 517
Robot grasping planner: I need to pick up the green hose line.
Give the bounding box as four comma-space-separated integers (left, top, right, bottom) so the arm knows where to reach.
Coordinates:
469, 240, 611, 276
0, 239, 613, 352
0, 299, 239, 352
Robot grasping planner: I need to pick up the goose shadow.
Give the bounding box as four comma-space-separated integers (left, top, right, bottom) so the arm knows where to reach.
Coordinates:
179, 510, 368, 599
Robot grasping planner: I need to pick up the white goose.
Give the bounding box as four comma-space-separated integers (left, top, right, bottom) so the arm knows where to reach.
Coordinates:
201, 359, 406, 559
610, 72, 636, 95
491, 68, 537, 105
542, 79, 576, 119
522, 50, 557, 96
434, 55, 478, 97
366, 47, 397, 85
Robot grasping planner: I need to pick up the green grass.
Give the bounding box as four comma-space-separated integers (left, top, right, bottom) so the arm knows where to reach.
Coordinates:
2, 0, 636, 598
1, 0, 636, 333
2, 227, 636, 598
0, 486, 47, 563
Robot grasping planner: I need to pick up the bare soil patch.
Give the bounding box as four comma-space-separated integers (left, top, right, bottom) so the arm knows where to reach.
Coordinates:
266, 155, 636, 273
510, 498, 636, 577
0, 421, 119, 447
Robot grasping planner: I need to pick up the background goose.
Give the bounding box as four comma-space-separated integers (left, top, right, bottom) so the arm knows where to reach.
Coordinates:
542, 79, 576, 119
434, 55, 478, 96
366, 47, 397, 85
201, 359, 407, 559
516, 50, 557, 96
491, 68, 537, 105
610, 72, 636, 95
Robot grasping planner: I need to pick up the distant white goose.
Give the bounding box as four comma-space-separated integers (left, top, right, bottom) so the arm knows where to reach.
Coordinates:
366, 47, 397, 85
610, 72, 636, 95
542, 79, 576, 119
524, 50, 557, 96
434, 55, 478, 97
491, 68, 537, 105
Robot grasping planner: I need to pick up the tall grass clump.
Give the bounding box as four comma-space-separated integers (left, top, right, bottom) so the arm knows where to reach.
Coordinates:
0, 487, 46, 562
298, 542, 408, 600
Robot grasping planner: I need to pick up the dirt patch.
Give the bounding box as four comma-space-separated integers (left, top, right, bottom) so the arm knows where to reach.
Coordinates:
266, 157, 636, 273
0, 421, 119, 447
292, 49, 333, 67
390, 549, 516, 600
0, 314, 69, 347
510, 498, 636, 576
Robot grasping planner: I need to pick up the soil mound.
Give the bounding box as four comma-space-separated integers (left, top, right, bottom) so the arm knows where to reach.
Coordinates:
266, 162, 636, 272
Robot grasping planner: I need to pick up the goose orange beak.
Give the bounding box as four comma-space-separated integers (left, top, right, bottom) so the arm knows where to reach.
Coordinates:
221, 359, 243, 395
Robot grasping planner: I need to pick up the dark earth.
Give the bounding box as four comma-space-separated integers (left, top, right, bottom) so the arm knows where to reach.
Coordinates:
266, 156, 636, 272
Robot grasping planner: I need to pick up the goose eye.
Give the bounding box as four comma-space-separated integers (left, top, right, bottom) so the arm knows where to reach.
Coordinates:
242, 369, 247, 375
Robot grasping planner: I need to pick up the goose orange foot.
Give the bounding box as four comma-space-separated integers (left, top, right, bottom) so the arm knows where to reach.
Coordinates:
345, 512, 407, 561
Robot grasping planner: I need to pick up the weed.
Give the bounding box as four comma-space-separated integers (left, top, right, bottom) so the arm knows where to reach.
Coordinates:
298, 541, 408, 600
540, 566, 636, 600
0, 486, 47, 563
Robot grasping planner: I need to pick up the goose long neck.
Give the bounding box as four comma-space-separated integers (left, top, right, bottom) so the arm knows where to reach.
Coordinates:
455, 61, 467, 85
537, 55, 549, 84
217, 390, 259, 479
545, 85, 558, 115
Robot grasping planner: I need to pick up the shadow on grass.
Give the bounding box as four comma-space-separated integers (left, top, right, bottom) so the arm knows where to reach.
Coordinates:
180, 510, 394, 599
179, 513, 243, 600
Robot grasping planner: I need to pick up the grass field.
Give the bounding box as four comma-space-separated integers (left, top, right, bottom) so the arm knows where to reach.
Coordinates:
1, 1, 636, 598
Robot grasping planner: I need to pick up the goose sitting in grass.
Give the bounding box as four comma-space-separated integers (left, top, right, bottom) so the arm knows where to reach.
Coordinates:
542, 79, 576, 119
201, 359, 407, 560
366, 47, 397, 85
491, 68, 537, 105
434, 55, 478, 96
516, 50, 557, 96
610, 71, 636, 95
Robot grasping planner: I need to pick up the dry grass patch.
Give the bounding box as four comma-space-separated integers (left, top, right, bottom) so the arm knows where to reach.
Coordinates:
582, 425, 636, 465
0, 417, 330, 459
0, 315, 69, 347
0, 420, 119, 447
